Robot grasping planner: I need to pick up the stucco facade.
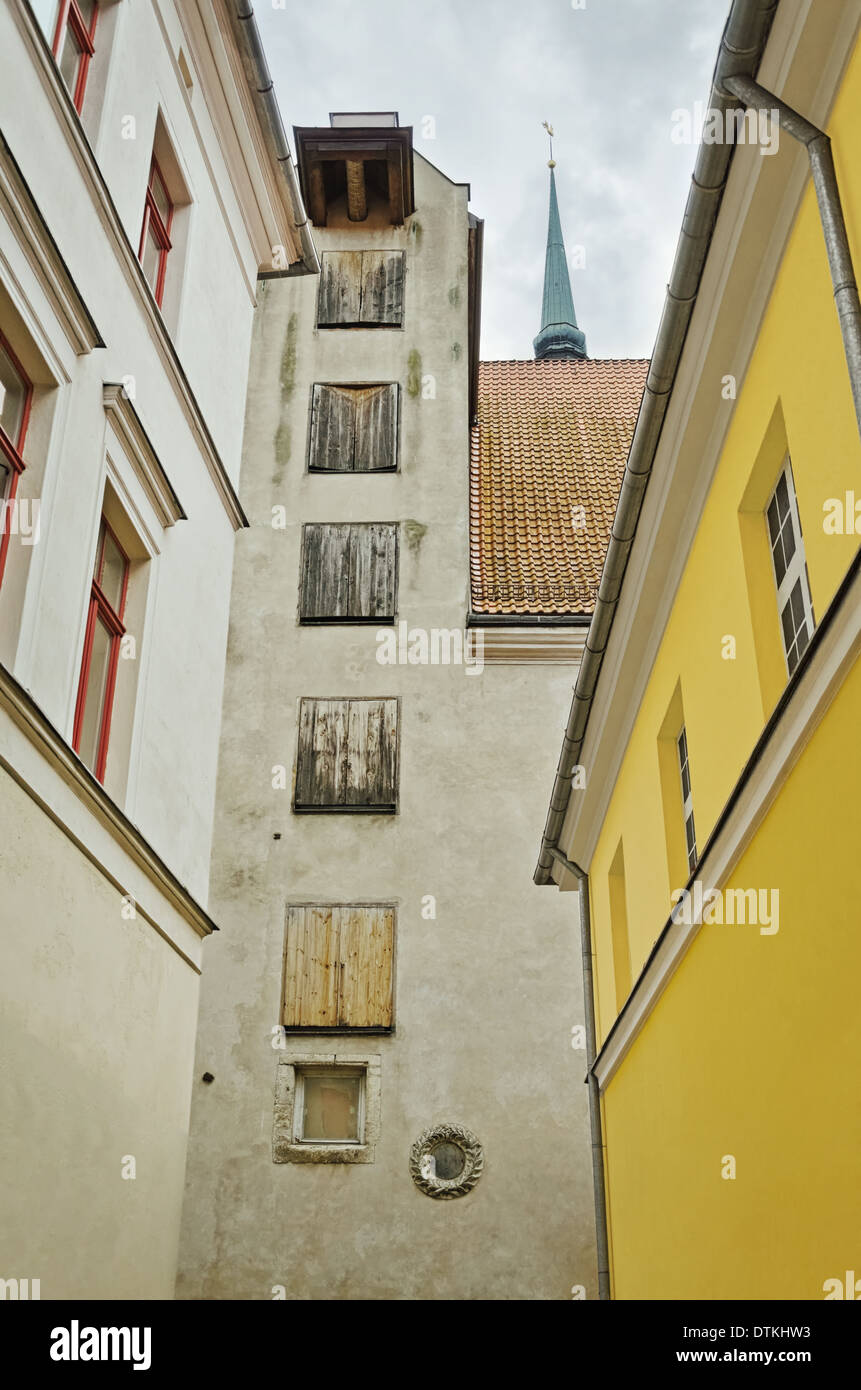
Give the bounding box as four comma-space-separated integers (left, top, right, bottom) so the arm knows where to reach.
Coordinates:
177, 149, 598, 1301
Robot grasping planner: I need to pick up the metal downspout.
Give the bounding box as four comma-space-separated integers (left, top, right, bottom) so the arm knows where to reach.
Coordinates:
723, 74, 861, 434
231, 2, 320, 276
549, 847, 611, 1301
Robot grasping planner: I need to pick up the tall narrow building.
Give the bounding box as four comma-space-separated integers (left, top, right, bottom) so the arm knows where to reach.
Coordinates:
177, 115, 632, 1300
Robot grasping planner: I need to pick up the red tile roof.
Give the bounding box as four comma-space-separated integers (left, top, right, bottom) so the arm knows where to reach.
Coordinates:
470, 358, 648, 616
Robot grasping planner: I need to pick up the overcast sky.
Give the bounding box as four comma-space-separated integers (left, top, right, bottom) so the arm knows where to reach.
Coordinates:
257, 0, 728, 361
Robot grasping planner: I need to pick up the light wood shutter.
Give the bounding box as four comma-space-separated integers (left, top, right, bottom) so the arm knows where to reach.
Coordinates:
282, 904, 395, 1030
309, 384, 398, 473
295, 697, 399, 810
300, 522, 398, 622
317, 251, 405, 327
282, 904, 341, 1027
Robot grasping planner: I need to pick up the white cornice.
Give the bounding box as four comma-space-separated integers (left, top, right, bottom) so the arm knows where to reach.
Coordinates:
0, 133, 103, 356
9, 0, 248, 532
593, 554, 861, 1089
103, 384, 186, 528
554, 0, 861, 882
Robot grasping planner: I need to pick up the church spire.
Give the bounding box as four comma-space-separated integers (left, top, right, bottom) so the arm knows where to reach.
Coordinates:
533, 124, 587, 361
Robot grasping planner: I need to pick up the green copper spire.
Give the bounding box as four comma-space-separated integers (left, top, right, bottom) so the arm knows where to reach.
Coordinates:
533, 132, 587, 360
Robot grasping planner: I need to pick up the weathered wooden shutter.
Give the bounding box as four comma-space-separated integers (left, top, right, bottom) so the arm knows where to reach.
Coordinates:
308, 384, 398, 472
353, 384, 398, 471
317, 252, 405, 327
282, 905, 395, 1030
359, 251, 404, 325
308, 386, 356, 471
295, 697, 399, 810
317, 251, 363, 325
300, 522, 398, 621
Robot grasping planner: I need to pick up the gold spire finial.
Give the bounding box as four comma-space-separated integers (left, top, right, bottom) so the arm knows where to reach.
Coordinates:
542, 120, 556, 168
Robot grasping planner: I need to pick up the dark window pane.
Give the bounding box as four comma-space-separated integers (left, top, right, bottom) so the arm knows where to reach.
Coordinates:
766, 494, 781, 546
780, 598, 795, 650
141, 221, 162, 294
775, 471, 790, 521
58, 22, 84, 93
772, 530, 787, 588
78, 616, 112, 771
99, 528, 126, 612
0, 341, 27, 447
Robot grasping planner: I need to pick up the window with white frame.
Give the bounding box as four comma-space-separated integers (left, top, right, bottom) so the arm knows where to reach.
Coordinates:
294, 1066, 365, 1146
677, 725, 697, 875
766, 459, 815, 677
273, 1054, 381, 1165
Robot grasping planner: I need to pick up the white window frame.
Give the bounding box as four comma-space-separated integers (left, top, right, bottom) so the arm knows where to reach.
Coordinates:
292, 1066, 366, 1147
766, 458, 815, 677
677, 725, 697, 875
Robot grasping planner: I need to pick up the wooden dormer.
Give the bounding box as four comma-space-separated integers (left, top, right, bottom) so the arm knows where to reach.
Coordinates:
293, 114, 415, 227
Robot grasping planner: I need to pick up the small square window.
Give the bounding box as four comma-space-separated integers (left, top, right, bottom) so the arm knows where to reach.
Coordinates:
273, 1055, 381, 1165
296, 1069, 363, 1144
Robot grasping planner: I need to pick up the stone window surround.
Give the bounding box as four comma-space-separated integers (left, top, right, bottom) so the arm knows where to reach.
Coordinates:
273, 1053, 381, 1165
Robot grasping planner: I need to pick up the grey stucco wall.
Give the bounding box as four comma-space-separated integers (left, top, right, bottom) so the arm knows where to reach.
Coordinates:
176, 154, 598, 1301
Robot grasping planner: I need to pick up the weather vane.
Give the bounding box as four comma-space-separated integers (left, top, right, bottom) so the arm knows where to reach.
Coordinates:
542, 120, 556, 168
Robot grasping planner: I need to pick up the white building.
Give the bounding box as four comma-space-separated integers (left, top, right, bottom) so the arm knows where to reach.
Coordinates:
0, 0, 315, 1299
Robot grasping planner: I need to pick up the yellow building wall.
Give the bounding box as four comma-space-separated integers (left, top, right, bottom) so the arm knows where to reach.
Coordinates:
590, 39, 861, 1040
586, 40, 861, 1297
602, 655, 861, 1299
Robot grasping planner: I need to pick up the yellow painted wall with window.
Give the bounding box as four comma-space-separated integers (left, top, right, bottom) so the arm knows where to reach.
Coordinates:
586, 36, 861, 1298
589, 36, 861, 1042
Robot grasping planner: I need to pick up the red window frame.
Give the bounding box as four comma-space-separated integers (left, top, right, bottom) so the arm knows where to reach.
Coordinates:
73, 518, 129, 784
0, 330, 33, 589
138, 159, 174, 309
51, 0, 99, 114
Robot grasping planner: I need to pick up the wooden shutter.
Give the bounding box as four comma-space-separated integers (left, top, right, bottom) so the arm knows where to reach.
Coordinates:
308, 385, 357, 471
294, 697, 350, 808
353, 384, 398, 471
338, 905, 394, 1028
359, 251, 404, 325
295, 697, 399, 810
300, 523, 398, 621
317, 252, 404, 327
282, 905, 341, 1028
317, 251, 363, 325
282, 904, 395, 1031
309, 384, 398, 473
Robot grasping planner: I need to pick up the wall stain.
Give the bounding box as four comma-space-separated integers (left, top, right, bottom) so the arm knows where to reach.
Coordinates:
406, 350, 422, 398
451, 342, 462, 362
448, 284, 460, 307
403, 519, 427, 555
411, 218, 422, 248
272, 311, 298, 484
280, 312, 298, 399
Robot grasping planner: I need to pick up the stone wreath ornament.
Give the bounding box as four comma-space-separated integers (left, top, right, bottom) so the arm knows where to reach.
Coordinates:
409, 1123, 484, 1199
